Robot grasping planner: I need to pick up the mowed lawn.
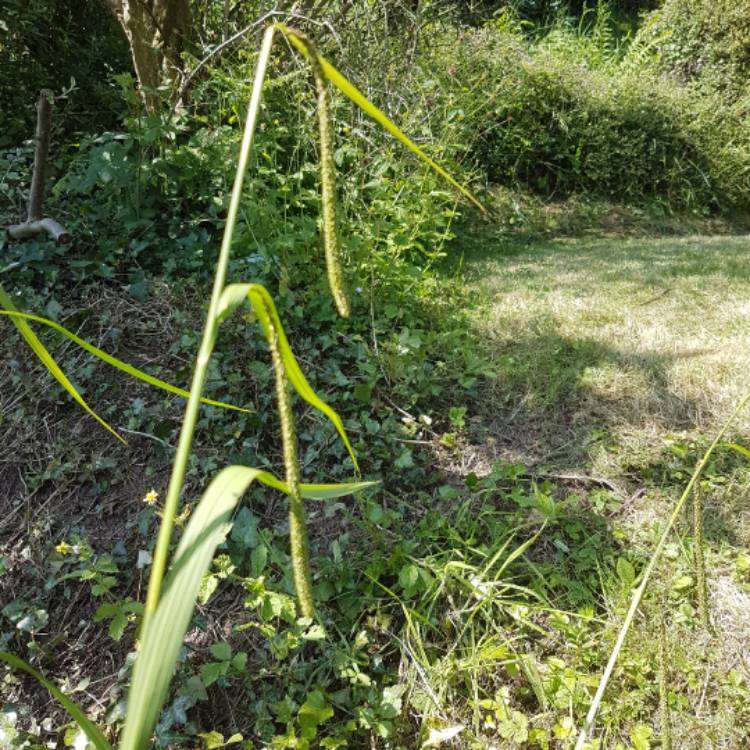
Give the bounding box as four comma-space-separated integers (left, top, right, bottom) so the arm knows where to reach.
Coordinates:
458, 234, 750, 748
464, 234, 750, 475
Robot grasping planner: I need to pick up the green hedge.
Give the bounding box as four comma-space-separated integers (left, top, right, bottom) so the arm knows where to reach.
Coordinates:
438, 28, 750, 212
633, 0, 750, 96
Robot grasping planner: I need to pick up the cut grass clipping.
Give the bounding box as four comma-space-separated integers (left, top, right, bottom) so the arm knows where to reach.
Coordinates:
0, 23, 482, 750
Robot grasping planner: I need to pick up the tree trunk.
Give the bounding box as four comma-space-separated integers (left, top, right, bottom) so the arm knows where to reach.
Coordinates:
105, 0, 192, 114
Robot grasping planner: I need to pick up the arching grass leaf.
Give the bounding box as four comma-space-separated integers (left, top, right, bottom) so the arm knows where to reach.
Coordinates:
120, 466, 375, 750
218, 283, 358, 471
0, 303, 247, 443
276, 23, 486, 214
0, 285, 125, 442
0, 651, 113, 750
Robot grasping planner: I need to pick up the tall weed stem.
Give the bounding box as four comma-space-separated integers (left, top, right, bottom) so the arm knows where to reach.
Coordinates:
141, 25, 278, 628
574, 393, 750, 749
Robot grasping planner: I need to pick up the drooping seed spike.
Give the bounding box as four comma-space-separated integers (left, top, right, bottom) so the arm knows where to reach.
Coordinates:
260, 293, 315, 617
290, 30, 349, 318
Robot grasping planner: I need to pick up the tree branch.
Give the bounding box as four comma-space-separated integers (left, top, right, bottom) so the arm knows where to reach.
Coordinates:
6, 91, 72, 245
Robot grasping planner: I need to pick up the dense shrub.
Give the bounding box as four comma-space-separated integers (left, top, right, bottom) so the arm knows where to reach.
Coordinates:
633, 0, 750, 97
436, 27, 750, 212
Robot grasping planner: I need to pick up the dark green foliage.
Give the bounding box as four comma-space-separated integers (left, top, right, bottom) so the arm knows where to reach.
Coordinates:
0, 0, 131, 146
439, 25, 750, 212
635, 0, 750, 96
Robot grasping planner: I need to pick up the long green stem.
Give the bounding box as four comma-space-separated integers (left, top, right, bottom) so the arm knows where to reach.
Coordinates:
574, 393, 750, 750
141, 25, 277, 626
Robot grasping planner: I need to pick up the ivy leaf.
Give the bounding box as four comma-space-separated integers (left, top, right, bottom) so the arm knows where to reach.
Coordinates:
298, 690, 333, 739
394, 449, 414, 469
108, 611, 127, 642
353, 382, 372, 403
200, 662, 227, 687
616, 557, 635, 588
230, 507, 259, 549
209, 642, 232, 661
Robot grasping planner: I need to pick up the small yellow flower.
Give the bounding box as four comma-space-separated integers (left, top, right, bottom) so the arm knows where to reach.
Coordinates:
55, 541, 71, 555
142, 489, 159, 506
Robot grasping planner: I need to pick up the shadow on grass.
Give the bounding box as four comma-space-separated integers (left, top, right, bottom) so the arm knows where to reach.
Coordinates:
452, 228, 750, 285
473, 325, 709, 468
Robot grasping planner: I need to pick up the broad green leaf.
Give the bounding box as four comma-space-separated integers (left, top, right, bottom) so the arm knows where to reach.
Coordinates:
197, 731, 225, 750
298, 689, 334, 738
200, 661, 227, 687
120, 466, 373, 750
209, 641, 232, 661
218, 283, 358, 471
277, 24, 485, 214
0, 307, 247, 419
630, 723, 652, 750
0, 651, 113, 750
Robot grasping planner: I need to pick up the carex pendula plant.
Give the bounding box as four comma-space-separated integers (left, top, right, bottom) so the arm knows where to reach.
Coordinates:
0, 23, 483, 750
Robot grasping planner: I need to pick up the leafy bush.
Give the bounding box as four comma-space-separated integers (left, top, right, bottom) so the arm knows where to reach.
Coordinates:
435, 24, 750, 212
633, 0, 750, 96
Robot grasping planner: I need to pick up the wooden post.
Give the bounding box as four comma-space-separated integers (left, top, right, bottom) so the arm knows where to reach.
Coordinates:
7, 91, 72, 244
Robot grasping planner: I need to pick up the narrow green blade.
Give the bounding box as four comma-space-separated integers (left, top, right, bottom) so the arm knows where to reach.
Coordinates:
120, 465, 373, 750
218, 283, 359, 472
0, 308, 248, 424
299, 480, 376, 499
0, 651, 113, 750
277, 23, 486, 213
0, 285, 126, 443
723, 442, 750, 461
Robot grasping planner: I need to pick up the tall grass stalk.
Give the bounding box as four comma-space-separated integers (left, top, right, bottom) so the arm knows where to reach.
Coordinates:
574, 392, 750, 750
140, 24, 277, 626
693, 484, 711, 631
